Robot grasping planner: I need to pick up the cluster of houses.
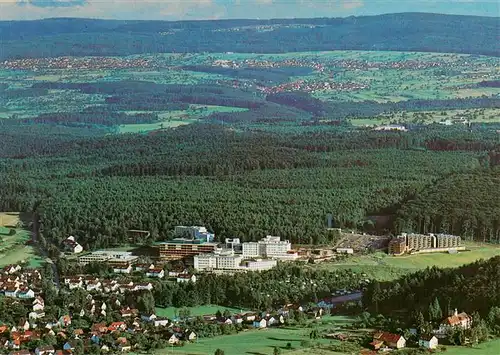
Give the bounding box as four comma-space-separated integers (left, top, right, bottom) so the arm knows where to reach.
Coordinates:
369, 310, 471, 352
0, 265, 42, 300
0, 296, 315, 354
63, 276, 154, 294
0, 312, 197, 354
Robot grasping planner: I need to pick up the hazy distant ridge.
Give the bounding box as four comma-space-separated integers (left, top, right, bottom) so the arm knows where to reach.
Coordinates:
0, 13, 498, 59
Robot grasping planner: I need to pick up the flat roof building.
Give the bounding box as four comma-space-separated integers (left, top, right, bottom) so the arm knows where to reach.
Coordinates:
158, 238, 219, 260
78, 251, 138, 265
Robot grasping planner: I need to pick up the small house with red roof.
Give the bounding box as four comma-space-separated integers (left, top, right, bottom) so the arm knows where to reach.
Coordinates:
371, 331, 406, 349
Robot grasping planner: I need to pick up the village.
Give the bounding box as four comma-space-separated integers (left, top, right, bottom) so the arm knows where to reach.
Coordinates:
0, 222, 477, 354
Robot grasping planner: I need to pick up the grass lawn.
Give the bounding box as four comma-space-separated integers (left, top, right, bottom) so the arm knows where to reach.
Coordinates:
0, 212, 44, 268
315, 244, 500, 281
446, 338, 500, 354
155, 305, 247, 319
167, 316, 354, 355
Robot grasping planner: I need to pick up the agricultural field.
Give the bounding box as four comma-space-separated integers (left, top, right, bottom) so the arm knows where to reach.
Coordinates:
0, 212, 43, 268
314, 243, 500, 281
349, 108, 500, 127
167, 316, 355, 355
117, 105, 248, 133
1, 51, 498, 124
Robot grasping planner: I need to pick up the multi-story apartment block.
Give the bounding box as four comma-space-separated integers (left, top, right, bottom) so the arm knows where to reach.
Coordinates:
388, 238, 406, 255
436, 234, 461, 248
389, 232, 462, 256
158, 238, 219, 259
193, 254, 217, 270
405, 233, 435, 250
242, 242, 260, 258
242, 236, 297, 260
216, 253, 243, 270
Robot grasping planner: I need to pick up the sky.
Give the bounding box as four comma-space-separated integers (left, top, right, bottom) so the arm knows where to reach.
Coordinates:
0, 0, 498, 21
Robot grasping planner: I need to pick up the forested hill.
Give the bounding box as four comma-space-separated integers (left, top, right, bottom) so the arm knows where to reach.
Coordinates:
0, 13, 498, 59
363, 256, 500, 318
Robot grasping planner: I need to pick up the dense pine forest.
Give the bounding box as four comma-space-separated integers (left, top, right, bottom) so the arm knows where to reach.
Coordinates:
0, 120, 499, 249
363, 256, 500, 319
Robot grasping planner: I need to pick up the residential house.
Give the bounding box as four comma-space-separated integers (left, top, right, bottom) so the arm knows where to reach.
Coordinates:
371, 332, 406, 349
153, 318, 169, 327
134, 282, 153, 291
241, 312, 257, 322
18, 288, 35, 299
34, 346, 55, 355
120, 307, 138, 318
62, 341, 76, 352
176, 274, 196, 283
113, 265, 133, 274
141, 314, 157, 323
440, 310, 471, 331
72, 329, 84, 338
58, 315, 71, 327
102, 280, 119, 293
4, 265, 21, 274
29, 311, 45, 320
4, 285, 19, 298
118, 342, 132, 352
18, 319, 30, 332
166, 333, 179, 345
100, 344, 110, 353
63, 236, 83, 253
134, 263, 155, 272
32, 297, 45, 311
86, 280, 102, 292
419, 334, 439, 349
146, 268, 165, 279
108, 322, 127, 332
231, 315, 243, 324
184, 330, 197, 342
91, 323, 108, 334
68, 279, 84, 290
266, 316, 278, 326
253, 318, 267, 328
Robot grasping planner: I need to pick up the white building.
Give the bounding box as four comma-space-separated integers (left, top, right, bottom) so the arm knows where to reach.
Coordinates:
242, 235, 297, 260
78, 251, 138, 265
194, 250, 243, 271
194, 254, 217, 271
216, 253, 243, 270
242, 242, 260, 258
419, 335, 438, 349
242, 259, 277, 271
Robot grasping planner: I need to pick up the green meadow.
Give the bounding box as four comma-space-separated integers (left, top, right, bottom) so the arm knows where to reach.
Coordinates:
315, 244, 500, 281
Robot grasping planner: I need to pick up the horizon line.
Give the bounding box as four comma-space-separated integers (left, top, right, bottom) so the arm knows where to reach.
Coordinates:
1, 11, 499, 23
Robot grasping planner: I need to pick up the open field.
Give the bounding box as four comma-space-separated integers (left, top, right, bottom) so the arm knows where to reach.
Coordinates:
446, 338, 500, 354
1, 51, 498, 121
314, 244, 500, 281
166, 316, 354, 355
155, 305, 247, 319
0, 212, 43, 268
350, 108, 500, 127
116, 106, 248, 133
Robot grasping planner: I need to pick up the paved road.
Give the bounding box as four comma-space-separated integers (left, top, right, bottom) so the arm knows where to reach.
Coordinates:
32, 212, 60, 289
